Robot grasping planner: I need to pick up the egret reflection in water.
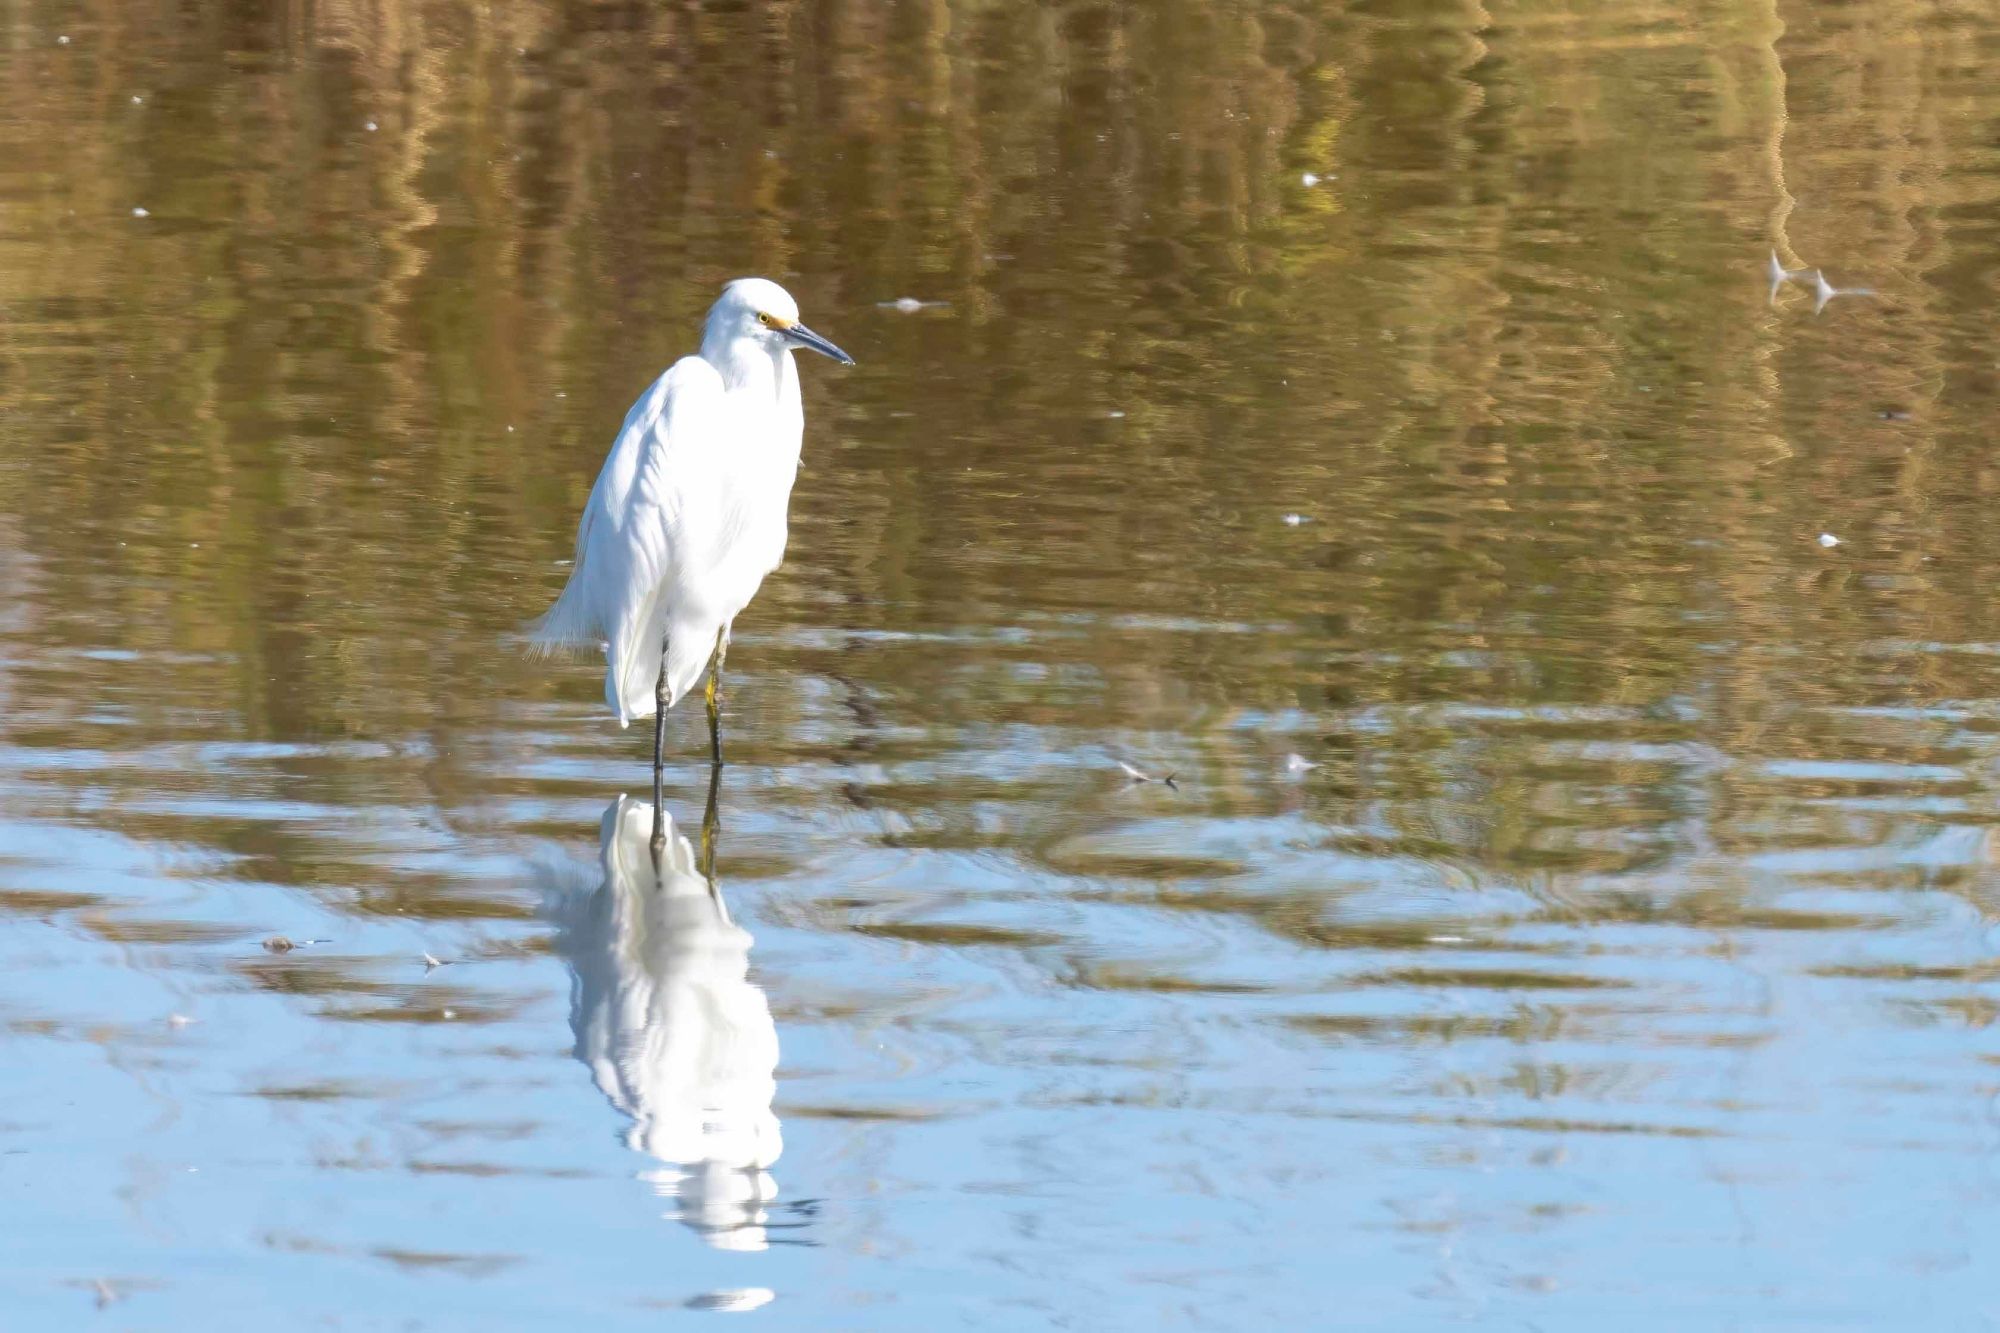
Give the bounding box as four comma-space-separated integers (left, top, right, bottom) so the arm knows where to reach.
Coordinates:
546, 785, 782, 1251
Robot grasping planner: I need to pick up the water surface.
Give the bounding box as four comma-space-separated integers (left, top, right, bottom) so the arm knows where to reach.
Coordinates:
4, 1, 2000, 1327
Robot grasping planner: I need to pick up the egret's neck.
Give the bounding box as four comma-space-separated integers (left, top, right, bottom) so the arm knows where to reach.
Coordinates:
700, 329, 795, 402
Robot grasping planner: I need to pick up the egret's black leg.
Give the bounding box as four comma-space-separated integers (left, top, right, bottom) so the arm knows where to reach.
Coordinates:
651, 635, 670, 854
705, 624, 729, 768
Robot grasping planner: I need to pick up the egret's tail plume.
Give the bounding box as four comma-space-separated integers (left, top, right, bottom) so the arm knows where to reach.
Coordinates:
611, 610, 715, 727
526, 571, 600, 658
531, 561, 715, 727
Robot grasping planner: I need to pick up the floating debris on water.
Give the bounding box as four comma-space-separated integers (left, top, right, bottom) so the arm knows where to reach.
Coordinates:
1766, 250, 1875, 312
1766, 249, 1813, 301
1282, 513, 1309, 526
365, 120, 379, 132
686, 1290, 778, 1314
422, 952, 452, 971
56, 34, 70, 45
877, 297, 948, 313
1284, 753, 1321, 774
1301, 172, 1321, 187
1812, 269, 1875, 315
131, 207, 149, 218
167, 1013, 196, 1028
1117, 760, 1179, 791
263, 935, 294, 953
1818, 532, 1841, 548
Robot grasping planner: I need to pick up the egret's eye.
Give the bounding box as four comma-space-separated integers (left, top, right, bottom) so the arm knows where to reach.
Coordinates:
757, 311, 776, 327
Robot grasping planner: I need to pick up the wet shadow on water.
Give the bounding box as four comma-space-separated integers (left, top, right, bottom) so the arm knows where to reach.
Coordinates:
545, 774, 789, 1253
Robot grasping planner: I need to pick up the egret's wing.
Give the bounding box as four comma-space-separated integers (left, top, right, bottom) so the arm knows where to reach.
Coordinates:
532, 357, 727, 721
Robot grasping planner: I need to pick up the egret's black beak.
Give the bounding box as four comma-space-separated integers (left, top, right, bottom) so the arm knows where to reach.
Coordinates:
785, 322, 854, 366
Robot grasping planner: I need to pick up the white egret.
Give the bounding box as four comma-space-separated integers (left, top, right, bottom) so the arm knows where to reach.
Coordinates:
533, 278, 852, 820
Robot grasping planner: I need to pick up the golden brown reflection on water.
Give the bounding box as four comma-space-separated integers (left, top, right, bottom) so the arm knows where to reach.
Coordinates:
4, 0, 2000, 1325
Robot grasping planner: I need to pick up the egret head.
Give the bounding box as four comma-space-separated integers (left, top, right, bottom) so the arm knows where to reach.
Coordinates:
708, 278, 854, 367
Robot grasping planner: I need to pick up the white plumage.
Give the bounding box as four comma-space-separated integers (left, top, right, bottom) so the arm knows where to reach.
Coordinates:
534, 278, 851, 734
